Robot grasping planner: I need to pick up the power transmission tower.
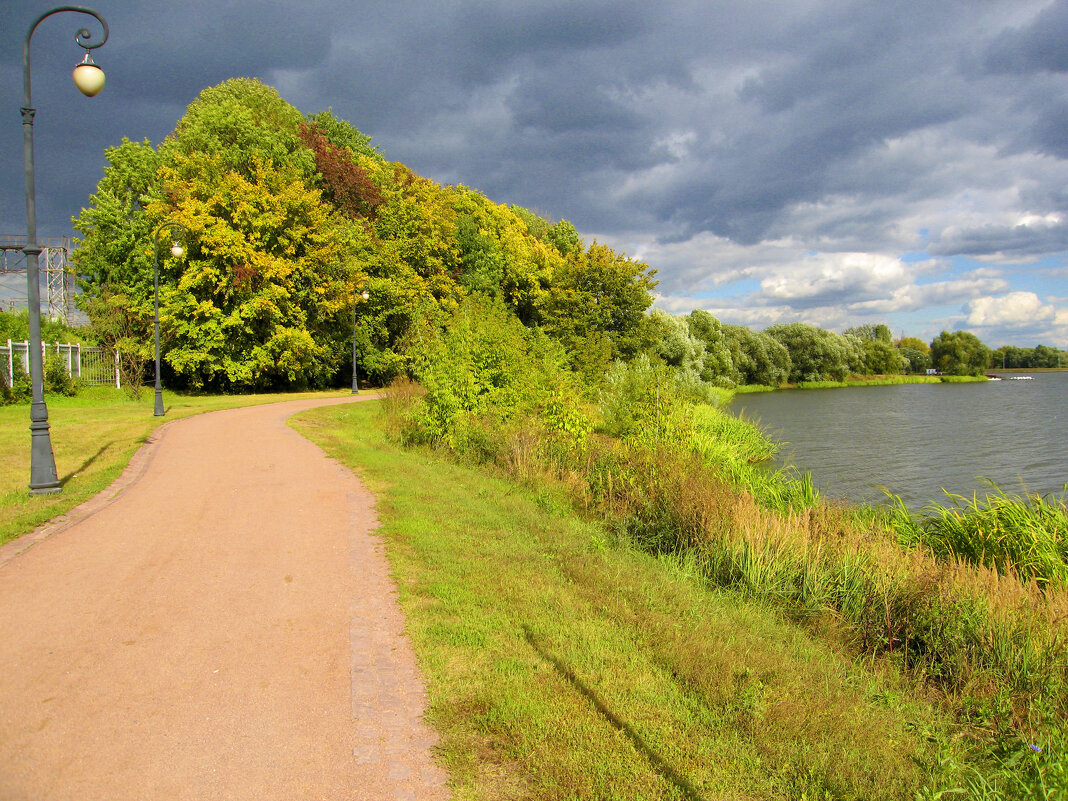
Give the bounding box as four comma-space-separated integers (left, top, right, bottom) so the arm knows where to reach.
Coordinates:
0, 235, 74, 320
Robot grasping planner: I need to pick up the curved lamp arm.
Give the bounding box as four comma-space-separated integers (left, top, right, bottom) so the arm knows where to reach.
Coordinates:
24, 6, 109, 109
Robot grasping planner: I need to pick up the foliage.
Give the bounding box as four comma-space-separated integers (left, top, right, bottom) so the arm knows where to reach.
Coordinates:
297, 122, 383, 219
845, 323, 893, 343
508, 204, 553, 239
158, 78, 314, 182
78, 290, 152, 399
0, 309, 90, 346
152, 153, 363, 391
304, 108, 382, 162
401, 296, 580, 452
765, 322, 856, 382
991, 344, 1068, 370
0, 357, 31, 405
888, 485, 1068, 588
723, 323, 792, 386
930, 330, 992, 376
859, 337, 908, 374
598, 354, 685, 442
899, 346, 932, 374
536, 241, 658, 365
896, 335, 930, 354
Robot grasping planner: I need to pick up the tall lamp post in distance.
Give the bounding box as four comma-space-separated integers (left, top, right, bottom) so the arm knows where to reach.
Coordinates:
21, 6, 109, 494
352, 290, 369, 394
152, 222, 186, 417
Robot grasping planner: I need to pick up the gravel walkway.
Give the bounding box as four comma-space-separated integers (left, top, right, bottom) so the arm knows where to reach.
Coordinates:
0, 396, 450, 801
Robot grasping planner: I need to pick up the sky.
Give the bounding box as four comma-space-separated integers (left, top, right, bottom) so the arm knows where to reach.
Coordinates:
3, 0, 1068, 348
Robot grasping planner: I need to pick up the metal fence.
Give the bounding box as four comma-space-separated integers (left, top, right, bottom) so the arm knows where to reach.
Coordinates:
2, 339, 120, 388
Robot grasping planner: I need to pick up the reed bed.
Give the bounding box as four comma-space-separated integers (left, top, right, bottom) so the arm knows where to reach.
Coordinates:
887, 486, 1068, 589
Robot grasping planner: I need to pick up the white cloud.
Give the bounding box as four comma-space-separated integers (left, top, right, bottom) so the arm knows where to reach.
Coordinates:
962, 292, 1068, 346
965, 291, 1058, 327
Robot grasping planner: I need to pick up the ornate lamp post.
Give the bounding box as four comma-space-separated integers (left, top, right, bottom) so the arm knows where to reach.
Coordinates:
352, 290, 369, 394
21, 6, 109, 494
152, 222, 186, 416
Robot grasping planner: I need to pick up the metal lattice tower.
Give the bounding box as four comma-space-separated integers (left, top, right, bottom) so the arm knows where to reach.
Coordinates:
0, 235, 73, 320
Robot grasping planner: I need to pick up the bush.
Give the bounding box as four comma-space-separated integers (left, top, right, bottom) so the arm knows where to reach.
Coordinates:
1, 358, 33, 405
44, 352, 79, 397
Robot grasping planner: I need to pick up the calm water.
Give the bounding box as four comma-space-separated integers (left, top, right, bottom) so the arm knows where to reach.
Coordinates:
728, 373, 1068, 510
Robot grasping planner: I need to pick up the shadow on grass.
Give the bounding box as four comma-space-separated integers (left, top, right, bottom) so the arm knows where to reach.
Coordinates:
522, 625, 706, 801
60, 443, 114, 487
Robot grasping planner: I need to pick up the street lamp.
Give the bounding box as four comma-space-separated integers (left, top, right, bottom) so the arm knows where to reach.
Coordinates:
152, 222, 186, 417
352, 290, 369, 394
21, 6, 109, 494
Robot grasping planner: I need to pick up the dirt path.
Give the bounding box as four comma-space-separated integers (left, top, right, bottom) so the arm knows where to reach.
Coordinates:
0, 396, 449, 801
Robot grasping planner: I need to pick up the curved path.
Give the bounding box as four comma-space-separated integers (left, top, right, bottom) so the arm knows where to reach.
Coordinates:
0, 396, 449, 801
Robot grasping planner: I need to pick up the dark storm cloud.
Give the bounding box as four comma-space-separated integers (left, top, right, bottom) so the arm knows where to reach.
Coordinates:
3, 0, 1068, 343
983, 0, 1068, 74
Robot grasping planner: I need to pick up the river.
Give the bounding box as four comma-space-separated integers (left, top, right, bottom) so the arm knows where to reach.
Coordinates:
728, 372, 1068, 511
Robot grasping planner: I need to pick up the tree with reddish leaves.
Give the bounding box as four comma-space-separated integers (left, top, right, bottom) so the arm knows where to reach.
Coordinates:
298, 122, 382, 220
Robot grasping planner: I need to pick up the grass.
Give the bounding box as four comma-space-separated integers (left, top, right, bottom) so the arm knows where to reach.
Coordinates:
292, 400, 973, 800
0, 384, 354, 545
792, 376, 987, 390
886, 485, 1068, 589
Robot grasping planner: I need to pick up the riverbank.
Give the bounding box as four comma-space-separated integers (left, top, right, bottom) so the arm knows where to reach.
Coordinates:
292, 401, 966, 799
734, 374, 987, 395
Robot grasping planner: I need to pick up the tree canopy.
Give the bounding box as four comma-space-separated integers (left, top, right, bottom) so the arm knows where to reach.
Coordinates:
73, 78, 657, 393
73, 77, 1033, 398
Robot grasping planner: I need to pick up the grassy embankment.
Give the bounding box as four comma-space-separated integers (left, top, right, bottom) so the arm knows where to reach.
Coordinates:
323, 370, 1066, 799
0, 385, 351, 545
292, 399, 966, 800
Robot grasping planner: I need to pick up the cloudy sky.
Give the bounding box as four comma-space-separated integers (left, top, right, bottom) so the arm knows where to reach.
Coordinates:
3, 0, 1068, 347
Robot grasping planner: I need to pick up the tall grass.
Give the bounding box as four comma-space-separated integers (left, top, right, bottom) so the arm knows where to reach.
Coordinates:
387, 340, 1068, 799
886, 485, 1068, 588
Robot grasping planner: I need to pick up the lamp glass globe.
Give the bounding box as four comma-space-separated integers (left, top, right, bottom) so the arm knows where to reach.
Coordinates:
170, 243, 184, 258
72, 61, 105, 97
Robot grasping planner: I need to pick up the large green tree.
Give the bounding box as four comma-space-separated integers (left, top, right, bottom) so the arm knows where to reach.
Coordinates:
73, 77, 660, 392
929, 330, 992, 376
765, 322, 854, 383
723, 324, 791, 386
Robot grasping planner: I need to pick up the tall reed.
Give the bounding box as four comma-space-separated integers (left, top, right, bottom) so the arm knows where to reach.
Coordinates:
887, 485, 1068, 588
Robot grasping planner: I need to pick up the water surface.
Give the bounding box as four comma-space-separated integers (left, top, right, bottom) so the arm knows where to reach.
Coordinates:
728, 373, 1068, 510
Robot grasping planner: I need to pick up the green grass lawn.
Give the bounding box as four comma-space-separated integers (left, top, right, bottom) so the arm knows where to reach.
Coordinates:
292, 401, 965, 800
0, 385, 352, 544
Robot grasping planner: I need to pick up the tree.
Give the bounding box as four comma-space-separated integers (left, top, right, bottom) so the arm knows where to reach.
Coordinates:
73, 137, 163, 309
844, 323, 892, 343
1032, 344, 1061, 368
722, 324, 791, 387
765, 322, 854, 383
158, 78, 314, 183
305, 109, 381, 162
929, 331, 991, 376
860, 338, 907, 375
895, 336, 929, 354
150, 153, 364, 390
686, 310, 734, 384
544, 220, 583, 258
899, 347, 931, 374
537, 242, 657, 364
298, 122, 383, 219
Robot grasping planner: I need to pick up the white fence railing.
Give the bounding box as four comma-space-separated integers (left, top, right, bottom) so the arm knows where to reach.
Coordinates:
2, 339, 121, 388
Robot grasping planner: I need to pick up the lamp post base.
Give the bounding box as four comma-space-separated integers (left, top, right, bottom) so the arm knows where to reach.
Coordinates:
29, 402, 61, 494
154, 389, 165, 417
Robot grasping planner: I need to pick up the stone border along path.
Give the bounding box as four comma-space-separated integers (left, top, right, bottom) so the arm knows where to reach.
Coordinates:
0, 395, 450, 801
